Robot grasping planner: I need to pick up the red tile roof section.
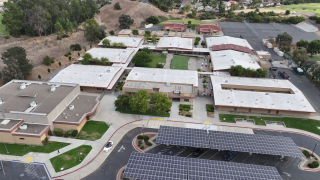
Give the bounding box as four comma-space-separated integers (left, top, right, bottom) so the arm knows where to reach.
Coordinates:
163, 23, 187, 32
197, 24, 221, 32
211, 44, 253, 54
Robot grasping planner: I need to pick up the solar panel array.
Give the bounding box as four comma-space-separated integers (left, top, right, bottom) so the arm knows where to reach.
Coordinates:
156, 126, 210, 148
156, 126, 303, 157
123, 152, 282, 180
188, 158, 282, 180
209, 130, 304, 157
122, 152, 188, 180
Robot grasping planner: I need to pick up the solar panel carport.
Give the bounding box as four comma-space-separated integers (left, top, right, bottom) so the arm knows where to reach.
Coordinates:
156, 126, 304, 158
123, 152, 282, 180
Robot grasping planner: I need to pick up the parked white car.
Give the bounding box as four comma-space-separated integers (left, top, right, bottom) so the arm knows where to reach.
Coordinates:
103, 141, 113, 152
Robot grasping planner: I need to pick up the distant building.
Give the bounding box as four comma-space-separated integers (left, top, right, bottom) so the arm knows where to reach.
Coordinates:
98, 36, 143, 48
163, 23, 187, 32
197, 24, 221, 35
123, 68, 198, 103
156, 37, 193, 50
118, 29, 132, 37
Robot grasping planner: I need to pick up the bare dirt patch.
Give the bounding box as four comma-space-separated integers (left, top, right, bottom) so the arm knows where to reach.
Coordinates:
63, 155, 72, 160
97, 0, 169, 31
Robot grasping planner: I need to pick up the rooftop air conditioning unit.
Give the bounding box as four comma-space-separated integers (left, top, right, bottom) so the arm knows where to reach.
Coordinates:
50, 85, 56, 92
20, 124, 27, 130
69, 105, 75, 110
30, 101, 37, 107
20, 83, 26, 90
0, 99, 4, 105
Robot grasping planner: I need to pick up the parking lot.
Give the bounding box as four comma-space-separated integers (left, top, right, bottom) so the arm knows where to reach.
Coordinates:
0, 161, 50, 180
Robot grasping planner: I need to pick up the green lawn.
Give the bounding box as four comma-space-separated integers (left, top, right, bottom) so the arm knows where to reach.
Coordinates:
145, 54, 166, 68
158, 19, 216, 26
311, 56, 320, 61
0, 141, 70, 156
76, 121, 109, 141
116, 106, 170, 117
266, 4, 320, 16
219, 114, 320, 135
0, 13, 9, 35
50, 145, 92, 172
171, 56, 189, 70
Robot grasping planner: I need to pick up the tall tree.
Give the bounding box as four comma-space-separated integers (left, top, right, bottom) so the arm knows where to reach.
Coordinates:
1, 46, 33, 83
118, 14, 134, 29
307, 40, 320, 56
296, 39, 309, 49
54, 21, 64, 38
24, 6, 47, 37
115, 94, 130, 112
130, 90, 149, 113
293, 49, 308, 67
81, 53, 92, 65
131, 52, 152, 66
302, 59, 317, 72
102, 39, 111, 47
150, 93, 172, 112
276, 32, 293, 46
145, 16, 159, 24
83, 18, 101, 42
1, 2, 23, 37
114, 2, 121, 10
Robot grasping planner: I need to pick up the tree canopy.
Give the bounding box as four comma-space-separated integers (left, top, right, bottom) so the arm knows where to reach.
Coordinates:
307, 40, 320, 55
276, 32, 293, 46
114, 94, 130, 112
131, 51, 152, 66
1, 46, 33, 83
83, 18, 105, 42
296, 39, 309, 49
293, 49, 308, 67
229, 65, 267, 77
114, 2, 121, 10
119, 14, 134, 29
148, 0, 175, 12
150, 93, 172, 112
146, 16, 160, 24
1, 0, 100, 37
130, 90, 149, 113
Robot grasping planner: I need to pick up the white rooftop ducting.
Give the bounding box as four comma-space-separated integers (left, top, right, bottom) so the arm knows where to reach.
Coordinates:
0, 98, 4, 105
50, 85, 56, 92
20, 124, 27, 130
20, 83, 26, 90
69, 105, 74, 110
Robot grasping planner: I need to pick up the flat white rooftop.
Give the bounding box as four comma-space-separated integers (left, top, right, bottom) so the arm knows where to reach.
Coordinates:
210, 50, 261, 71
256, 51, 271, 55
206, 36, 253, 50
211, 76, 316, 113
156, 37, 193, 50
98, 36, 143, 48
78, 48, 135, 64
127, 67, 198, 87
50, 64, 122, 88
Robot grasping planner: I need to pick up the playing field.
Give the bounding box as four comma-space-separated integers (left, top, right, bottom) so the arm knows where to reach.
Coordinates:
145, 54, 166, 68
0, 13, 9, 35
266, 4, 320, 16
171, 56, 189, 70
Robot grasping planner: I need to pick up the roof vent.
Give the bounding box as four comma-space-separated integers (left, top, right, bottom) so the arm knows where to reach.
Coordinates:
106, 70, 110, 73
69, 105, 74, 110
50, 85, 56, 92
266, 93, 268, 95
0, 99, 4, 105
19, 124, 27, 130
20, 83, 26, 90
225, 80, 228, 83
1, 120, 10, 125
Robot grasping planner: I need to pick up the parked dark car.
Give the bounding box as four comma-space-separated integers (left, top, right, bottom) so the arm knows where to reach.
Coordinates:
223, 151, 237, 161
270, 66, 278, 71
278, 71, 289, 79
268, 58, 273, 63
193, 148, 204, 157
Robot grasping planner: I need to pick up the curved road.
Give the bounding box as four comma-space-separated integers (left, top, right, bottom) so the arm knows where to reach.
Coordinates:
82, 127, 320, 180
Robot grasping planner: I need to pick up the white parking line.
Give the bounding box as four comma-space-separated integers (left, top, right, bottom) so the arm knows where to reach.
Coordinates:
209, 151, 220, 159
186, 153, 194, 158
241, 155, 251, 163
198, 149, 210, 159
286, 157, 296, 168
1, 161, 4, 175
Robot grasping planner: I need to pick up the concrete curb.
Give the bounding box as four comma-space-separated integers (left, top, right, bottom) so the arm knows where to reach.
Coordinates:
132, 132, 157, 153
299, 147, 320, 172
51, 119, 143, 179
116, 165, 127, 180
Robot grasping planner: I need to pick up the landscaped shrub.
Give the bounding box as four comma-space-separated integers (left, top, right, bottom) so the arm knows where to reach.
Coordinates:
48, 129, 53, 136
137, 135, 144, 139
143, 135, 149, 142
303, 150, 311, 158
70, 44, 82, 51
206, 104, 215, 112
146, 141, 152, 146
138, 140, 142, 145
308, 161, 319, 168
140, 145, 144, 150
54, 129, 63, 137
64, 131, 70, 137
71, 130, 78, 137
186, 114, 192, 117
179, 104, 191, 111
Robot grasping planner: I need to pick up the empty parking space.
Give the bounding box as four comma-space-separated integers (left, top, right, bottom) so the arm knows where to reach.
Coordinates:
254, 129, 283, 136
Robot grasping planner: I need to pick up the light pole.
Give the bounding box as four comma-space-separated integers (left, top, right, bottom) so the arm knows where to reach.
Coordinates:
77, 150, 81, 162
311, 141, 318, 158
3, 143, 8, 153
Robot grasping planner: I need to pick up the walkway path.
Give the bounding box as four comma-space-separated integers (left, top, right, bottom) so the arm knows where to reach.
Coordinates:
2, 93, 320, 179
163, 54, 173, 69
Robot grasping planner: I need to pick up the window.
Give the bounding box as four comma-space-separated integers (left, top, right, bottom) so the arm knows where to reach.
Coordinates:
184, 99, 189, 102
19, 138, 25, 140
97, 88, 102, 90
